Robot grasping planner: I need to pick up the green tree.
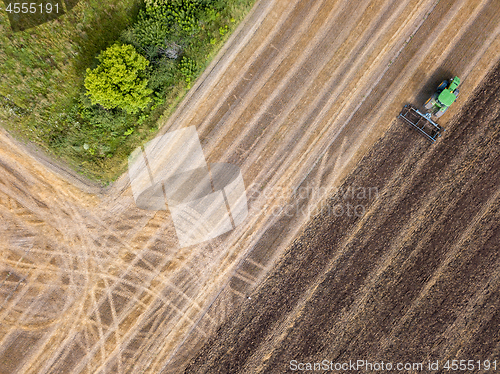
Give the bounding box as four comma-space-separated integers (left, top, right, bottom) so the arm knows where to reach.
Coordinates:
84, 44, 153, 114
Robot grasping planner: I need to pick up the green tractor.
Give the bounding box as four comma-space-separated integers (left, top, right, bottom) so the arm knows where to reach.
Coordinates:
424, 76, 460, 117
398, 76, 461, 142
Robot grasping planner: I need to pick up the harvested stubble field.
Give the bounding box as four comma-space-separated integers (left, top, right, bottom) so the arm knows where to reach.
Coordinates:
0, 0, 500, 373
184, 63, 500, 373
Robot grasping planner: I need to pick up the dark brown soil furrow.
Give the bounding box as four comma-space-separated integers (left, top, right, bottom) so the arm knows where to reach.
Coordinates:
183, 61, 500, 374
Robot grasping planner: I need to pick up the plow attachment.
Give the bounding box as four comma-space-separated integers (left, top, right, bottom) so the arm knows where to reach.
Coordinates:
398, 104, 444, 142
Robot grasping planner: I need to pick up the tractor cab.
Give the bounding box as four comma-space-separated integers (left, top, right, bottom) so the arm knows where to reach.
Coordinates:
437, 88, 457, 107
424, 76, 461, 118
437, 76, 460, 108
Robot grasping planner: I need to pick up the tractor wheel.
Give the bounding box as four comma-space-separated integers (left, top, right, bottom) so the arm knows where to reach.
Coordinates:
454, 89, 460, 97
437, 80, 448, 91
435, 107, 447, 118
424, 96, 434, 110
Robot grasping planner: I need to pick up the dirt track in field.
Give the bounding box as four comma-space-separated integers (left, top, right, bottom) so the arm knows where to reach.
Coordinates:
183, 62, 500, 374
0, 0, 499, 373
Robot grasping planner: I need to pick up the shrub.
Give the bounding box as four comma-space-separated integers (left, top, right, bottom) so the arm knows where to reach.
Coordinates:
147, 58, 178, 93
178, 56, 198, 87
84, 44, 153, 113
129, 0, 215, 48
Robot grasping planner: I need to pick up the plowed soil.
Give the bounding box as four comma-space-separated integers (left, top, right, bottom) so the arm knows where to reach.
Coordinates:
1, 0, 500, 373
184, 63, 500, 373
